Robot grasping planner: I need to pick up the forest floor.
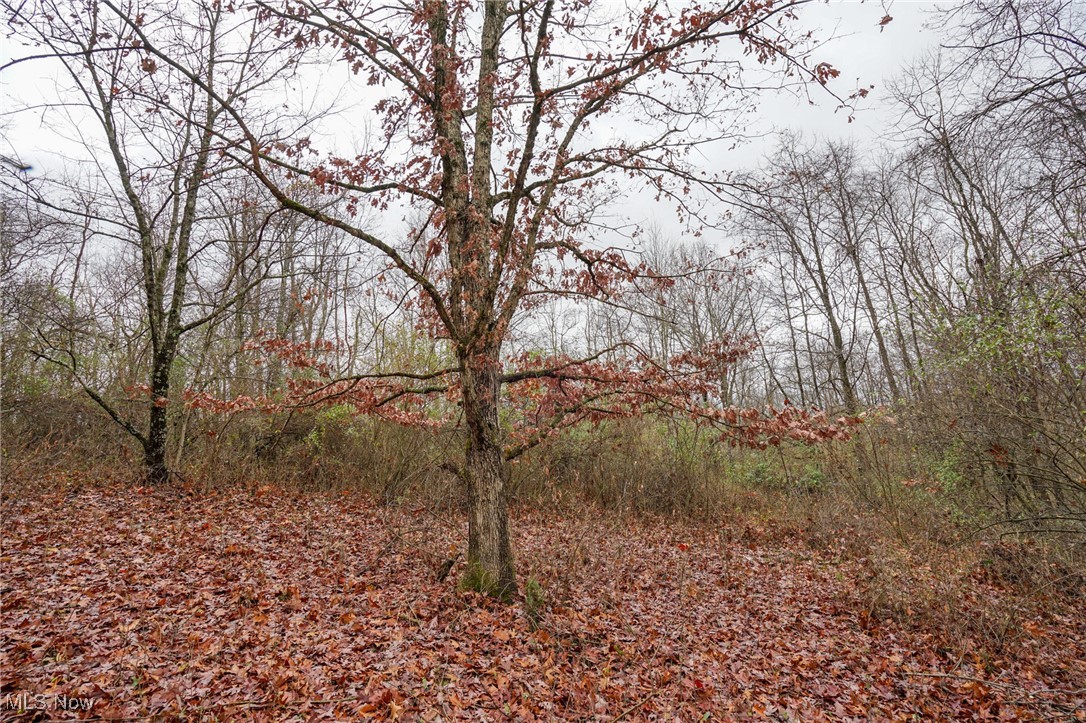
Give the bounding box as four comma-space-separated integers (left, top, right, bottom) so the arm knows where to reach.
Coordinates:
2, 482, 1084, 721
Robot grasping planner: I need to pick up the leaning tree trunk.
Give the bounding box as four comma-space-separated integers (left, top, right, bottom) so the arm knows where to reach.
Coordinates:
459, 346, 516, 598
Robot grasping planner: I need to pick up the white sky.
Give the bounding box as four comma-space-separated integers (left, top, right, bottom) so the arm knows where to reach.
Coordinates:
754, 0, 941, 147
1, 1, 946, 229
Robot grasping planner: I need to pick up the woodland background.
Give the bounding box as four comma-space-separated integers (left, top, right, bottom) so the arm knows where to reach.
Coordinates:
1, 0, 1085, 719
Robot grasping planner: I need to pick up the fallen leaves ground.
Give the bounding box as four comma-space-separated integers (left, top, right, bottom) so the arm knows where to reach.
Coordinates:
2, 484, 1084, 721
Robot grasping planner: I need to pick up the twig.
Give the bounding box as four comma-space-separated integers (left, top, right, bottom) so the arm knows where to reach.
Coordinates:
613, 688, 662, 722
904, 672, 1086, 709
902, 671, 1018, 691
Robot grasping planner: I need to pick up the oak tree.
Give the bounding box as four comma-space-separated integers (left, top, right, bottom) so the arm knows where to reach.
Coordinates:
100, 0, 854, 595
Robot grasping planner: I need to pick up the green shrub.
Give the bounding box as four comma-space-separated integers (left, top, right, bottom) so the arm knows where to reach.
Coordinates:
524, 576, 546, 630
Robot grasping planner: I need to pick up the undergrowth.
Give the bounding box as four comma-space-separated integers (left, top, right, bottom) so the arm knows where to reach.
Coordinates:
3, 406, 1083, 662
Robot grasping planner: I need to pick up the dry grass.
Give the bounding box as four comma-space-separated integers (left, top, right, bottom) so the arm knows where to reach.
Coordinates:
5, 405, 1084, 667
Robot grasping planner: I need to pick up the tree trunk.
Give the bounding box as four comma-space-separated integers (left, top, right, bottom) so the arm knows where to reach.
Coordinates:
459, 346, 516, 599
850, 245, 900, 401
144, 359, 171, 485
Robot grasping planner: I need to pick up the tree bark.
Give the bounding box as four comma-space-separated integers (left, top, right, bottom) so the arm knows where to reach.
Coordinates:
459, 345, 516, 598
144, 356, 172, 485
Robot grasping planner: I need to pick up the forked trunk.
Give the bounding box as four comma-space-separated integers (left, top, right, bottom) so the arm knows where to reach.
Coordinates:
459, 347, 516, 598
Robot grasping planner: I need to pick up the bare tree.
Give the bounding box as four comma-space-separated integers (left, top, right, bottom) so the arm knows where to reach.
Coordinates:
5, 0, 299, 483
739, 138, 864, 413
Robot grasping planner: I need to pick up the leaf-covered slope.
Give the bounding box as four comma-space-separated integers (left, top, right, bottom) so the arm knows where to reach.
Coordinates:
2, 486, 1082, 720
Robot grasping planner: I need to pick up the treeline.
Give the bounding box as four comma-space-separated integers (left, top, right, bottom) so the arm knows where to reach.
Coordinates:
737, 1, 1086, 529
1, 0, 1083, 539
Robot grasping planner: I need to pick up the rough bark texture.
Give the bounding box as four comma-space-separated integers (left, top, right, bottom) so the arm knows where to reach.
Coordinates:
459, 347, 516, 598
144, 408, 170, 485
143, 359, 172, 485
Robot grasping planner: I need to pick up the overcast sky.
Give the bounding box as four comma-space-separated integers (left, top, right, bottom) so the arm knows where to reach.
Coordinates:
1, 0, 947, 253
682, 0, 948, 178
755, 0, 942, 146
2, 2, 943, 164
